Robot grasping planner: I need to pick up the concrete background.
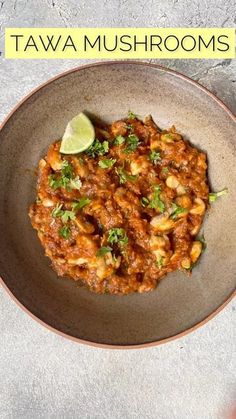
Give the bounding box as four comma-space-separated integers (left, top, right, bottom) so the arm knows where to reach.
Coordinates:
0, 1, 235, 418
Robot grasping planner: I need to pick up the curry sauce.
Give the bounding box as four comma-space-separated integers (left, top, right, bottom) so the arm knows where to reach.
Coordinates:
29, 114, 209, 294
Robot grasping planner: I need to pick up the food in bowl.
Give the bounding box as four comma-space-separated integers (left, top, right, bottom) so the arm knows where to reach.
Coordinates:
29, 112, 210, 295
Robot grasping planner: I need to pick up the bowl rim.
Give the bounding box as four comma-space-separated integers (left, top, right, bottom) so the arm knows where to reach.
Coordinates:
0, 60, 235, 349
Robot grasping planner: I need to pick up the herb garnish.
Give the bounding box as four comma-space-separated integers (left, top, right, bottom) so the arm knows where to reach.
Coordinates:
156, 256, 164, 269
86, 139, 109, 157
124, 134, 140, 153
71, 198, 91, 211
149, 150, 161, 165
116, 167, 138, 184
61, 160, 73, 177
69, 176, 82, 190
114, 135, 126, 145
96, 246, 113, 257
162, 167, 170, 174
107, 228, 128, 247
52, 198, 90, 223
52, 203, 64, 218
49, 174, 64, 190
209, 188, 228, 203
52, 204, 76, 223
59, 226, 71, 239
128, 110, 137, 119
141, 185, 165, 212
170, 203, 188, 220
149, 185, 165, 213
98, 158, 116, 169
48, 160, 81, 191
61, 211, 76, 224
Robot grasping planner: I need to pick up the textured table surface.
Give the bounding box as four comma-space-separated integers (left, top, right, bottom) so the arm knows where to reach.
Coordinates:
0, 1, 235, 418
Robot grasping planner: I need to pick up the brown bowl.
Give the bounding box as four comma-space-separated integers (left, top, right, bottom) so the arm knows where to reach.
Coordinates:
0, 62, 235, 348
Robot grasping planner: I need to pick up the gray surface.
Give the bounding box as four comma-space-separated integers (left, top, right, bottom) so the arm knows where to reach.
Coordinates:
0, 1, 235, 418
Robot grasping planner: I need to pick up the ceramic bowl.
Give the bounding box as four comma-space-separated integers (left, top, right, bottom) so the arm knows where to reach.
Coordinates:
0, 62, 235, 348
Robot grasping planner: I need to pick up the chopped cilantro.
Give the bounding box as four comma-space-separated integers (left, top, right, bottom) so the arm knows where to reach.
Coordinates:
59, 226, 71, 239
48, 160, 82, 191
114, 135, 126, 145
149, 150, 161, 165
162, 167, 170, 174
116, 167, 138, 184
170, 203, 188, 220
128, 110, 137, 119
51, 203, 64, 218
156, 256, 164, 269
98, 158, 116, 169
149, 185, 165, 213
61, 160, 73, 178
61, 210, 76, 224
96, 246, 113, 257
72, 197, 91, 211
86, 139, 109, 157
124, 134, 140, 153
52, 204, 76, 223
69, 176, 82, 190
49, 174, 68, 190
209, 188, 228, 203
107, 228, 128, 247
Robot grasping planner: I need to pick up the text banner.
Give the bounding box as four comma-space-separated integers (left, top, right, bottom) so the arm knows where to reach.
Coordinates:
5, 28, 235, 59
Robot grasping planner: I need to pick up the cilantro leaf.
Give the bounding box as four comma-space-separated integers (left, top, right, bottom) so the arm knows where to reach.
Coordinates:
48, 160, 81, 191
209, 188, 228, 203
156, 256, 164, 269
69, 176, 82, 190
72, 197, 91, 211
114, 135, 125, 145
86, 139, 109, 157
116, 167, 138, 184
52, 203, 64, 218
162, 167, 170, 175
107, 228, 128, 246
96, 246, 113, 257
128, 110, 137, 119
149, 185, 165, 212
149, 150, 161, 165
52, 204, 76, 223
124, 134, 140, 153
98, 158, 116, 169
170, 203, 188, 220
61, 160, 73, 178
48, 174, 65, 190
59, 226, 71, 239
61, 210, 76, 224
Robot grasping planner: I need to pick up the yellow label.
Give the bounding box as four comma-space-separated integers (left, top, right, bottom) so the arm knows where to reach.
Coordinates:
5, 28, 235, 59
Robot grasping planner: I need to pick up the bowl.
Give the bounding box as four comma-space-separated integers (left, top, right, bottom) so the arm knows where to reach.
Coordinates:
0, 61, 235, 348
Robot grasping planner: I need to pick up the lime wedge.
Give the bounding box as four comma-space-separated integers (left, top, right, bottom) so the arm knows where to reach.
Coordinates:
60, 113, 95, 154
